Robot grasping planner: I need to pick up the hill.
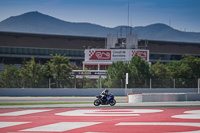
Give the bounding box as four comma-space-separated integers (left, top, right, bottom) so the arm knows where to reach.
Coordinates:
0, 11, 200, 43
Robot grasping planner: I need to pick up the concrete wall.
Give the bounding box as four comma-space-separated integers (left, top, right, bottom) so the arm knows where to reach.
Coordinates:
128, 93, 200, 103
0, 88, 198, 96
142, 93, 187, 102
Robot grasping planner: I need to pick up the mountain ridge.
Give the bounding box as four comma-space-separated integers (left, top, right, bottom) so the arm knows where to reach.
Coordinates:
0, 11, 200, 43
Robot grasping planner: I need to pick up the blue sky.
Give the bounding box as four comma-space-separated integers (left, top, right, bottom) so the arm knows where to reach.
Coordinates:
0, 0, 200, 32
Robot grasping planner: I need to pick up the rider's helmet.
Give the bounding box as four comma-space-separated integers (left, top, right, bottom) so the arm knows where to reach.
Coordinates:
105, 88, 109, 93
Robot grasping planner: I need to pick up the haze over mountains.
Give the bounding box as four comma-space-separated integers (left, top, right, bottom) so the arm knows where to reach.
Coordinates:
0, 11, 200, 43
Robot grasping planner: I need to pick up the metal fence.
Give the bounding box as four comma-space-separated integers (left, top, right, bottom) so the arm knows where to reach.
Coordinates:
1, 78, 199, 89
127, 79, 199, 89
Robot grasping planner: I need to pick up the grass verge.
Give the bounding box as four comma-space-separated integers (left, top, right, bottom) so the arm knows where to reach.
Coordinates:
0, 101, 127, 106
0, 102, 91, 106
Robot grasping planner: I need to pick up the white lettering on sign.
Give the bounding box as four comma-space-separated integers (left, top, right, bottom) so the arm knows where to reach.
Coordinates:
112, 50, 127, 61
172, 110, 200, 119
55, 109, 163, 117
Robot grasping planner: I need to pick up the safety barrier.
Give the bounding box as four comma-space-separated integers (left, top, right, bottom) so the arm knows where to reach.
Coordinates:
0, 88, 198, 96
128, 93, 200, 103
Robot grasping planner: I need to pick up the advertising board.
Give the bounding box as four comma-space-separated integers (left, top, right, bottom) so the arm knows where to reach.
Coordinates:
132, 50, 148, 61
85, 49, 149, 62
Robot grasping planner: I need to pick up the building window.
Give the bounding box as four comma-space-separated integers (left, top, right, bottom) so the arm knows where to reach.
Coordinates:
100, 65, 110, 70
85, 64, 98, 70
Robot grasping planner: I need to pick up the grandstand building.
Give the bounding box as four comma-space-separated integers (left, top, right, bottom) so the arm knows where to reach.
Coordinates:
0, 31, 200, 73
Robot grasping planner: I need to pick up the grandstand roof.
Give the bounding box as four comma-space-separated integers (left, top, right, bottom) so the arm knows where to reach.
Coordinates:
0, 31, 200, 56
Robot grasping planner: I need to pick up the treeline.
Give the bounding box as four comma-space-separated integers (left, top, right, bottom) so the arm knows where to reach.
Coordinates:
0, 54, 200, 88
104, 55, 200, 88
0, 54, 72, 88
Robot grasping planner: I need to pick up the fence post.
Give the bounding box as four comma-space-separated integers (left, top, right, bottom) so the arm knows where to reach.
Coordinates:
174, 79, 175, 89
150, 79, 152, 89
99, 75, 102, 89
74, 75, 76, 88
49, 78, 51, 89
198, 78, 200, 93
22, 79, 24, 89
125, 73, 128, 90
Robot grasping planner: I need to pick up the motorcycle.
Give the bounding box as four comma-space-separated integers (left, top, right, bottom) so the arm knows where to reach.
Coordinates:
94, 94, 116, 106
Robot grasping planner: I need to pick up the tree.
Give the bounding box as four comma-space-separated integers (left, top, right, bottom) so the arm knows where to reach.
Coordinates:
75, 68, 95, 88
0, 65, 21, 88
150, 61, 171, 79
20, 57, 44, 88
167, 55, 200, 79
129, 56, 150, 79
128, 56, 150, 88
180, 55, 200, 79
104, 56, 151, 88
105, 61, 129, 88
167, 55, 200, 88
44, 54, 72, 88
150, 61, 173, 88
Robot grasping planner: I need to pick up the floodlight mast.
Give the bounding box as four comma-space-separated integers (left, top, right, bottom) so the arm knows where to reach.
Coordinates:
127, 1, 132, 35
128, 1, 129, 29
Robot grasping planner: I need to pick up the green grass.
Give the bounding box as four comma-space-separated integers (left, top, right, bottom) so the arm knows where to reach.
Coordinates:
0, 101, 127, 106
0, 102, 91, 106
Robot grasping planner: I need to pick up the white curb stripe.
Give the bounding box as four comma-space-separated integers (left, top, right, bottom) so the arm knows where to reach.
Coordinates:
172, 110, 200, 119
0, 122, 29, 128
55, 109, 163, 116
116, 122, 200, 133
21, 122, 102, 132
0, 109, 50, 116
116, 122, 200, 127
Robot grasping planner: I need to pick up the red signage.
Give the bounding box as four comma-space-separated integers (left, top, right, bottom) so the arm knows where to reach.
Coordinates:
89, 50, 111, 60
132, 50, 148, 60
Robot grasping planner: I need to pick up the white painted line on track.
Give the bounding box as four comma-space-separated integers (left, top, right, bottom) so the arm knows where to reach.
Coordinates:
0, 122, 29, 128
21, 122, 102, 132
0, 109, 51, 116
55, 109, 163, 117
172, 110, 200, 119
174, 131, 200, 133
56, 109, 140, 116
84, 132, 109, 133
116, 122, 200, 133
116, 122, 200, 127
107, 109, 164, 113
184, 110, 200, 114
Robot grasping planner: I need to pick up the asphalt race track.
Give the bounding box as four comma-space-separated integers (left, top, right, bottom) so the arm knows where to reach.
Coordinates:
1, 107, 200, 133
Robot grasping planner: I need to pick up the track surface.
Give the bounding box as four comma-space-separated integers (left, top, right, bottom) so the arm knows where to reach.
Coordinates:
0, 107, 200, 133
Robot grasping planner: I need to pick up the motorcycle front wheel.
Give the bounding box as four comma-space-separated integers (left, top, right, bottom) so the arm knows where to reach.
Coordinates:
94, 99, 101, 106
109, 99, 116, 106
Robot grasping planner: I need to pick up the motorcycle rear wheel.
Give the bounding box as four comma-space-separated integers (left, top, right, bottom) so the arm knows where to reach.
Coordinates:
94, 99, 101, 106
109, 99, 116, 106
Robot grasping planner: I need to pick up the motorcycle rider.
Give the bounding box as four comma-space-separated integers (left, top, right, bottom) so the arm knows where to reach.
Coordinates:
94, 88, 116, 106
100, 88, 109, 102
